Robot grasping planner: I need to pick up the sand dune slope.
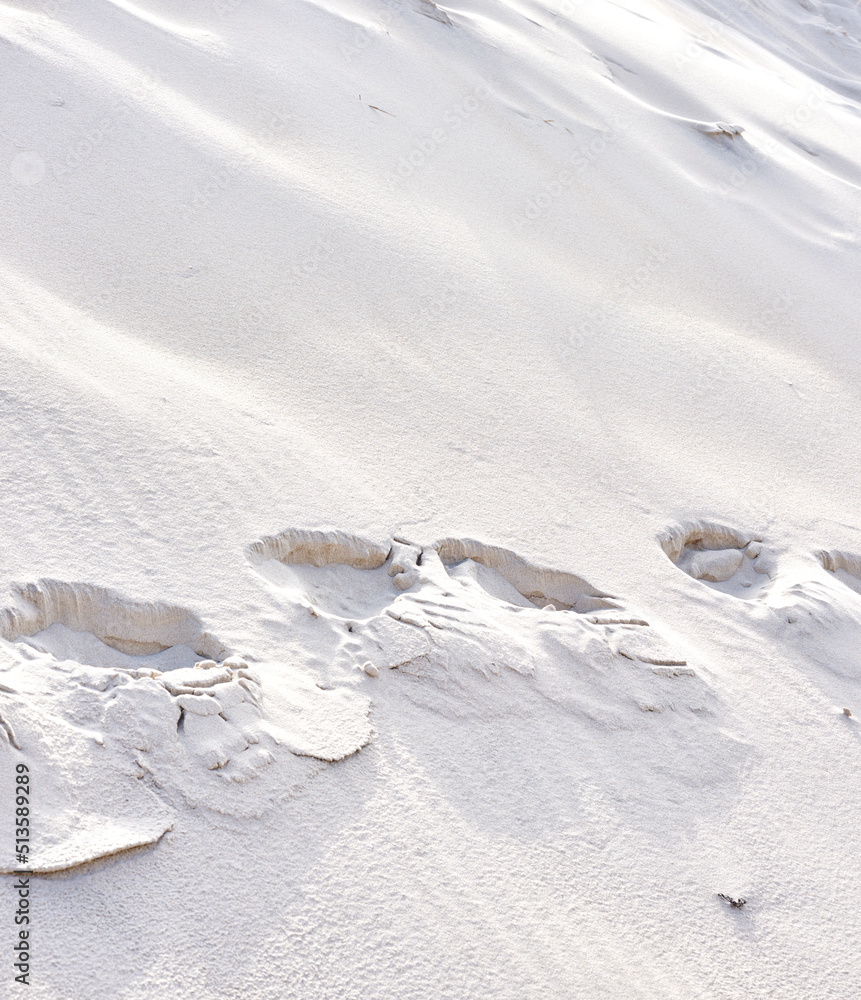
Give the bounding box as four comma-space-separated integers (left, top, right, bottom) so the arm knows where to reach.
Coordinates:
1, 0, 861, 996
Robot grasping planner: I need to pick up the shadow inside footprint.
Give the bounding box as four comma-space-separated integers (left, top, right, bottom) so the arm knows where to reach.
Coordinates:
249, 528, 619, 618
248, 528, 705, 726
2, 579, 228, 660
248, 528, 393, 617
819, 550, 861, 597
0, 581, 277, 809
660, 521, 771, 599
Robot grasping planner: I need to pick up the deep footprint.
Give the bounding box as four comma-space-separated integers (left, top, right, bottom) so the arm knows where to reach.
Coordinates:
660, 520, 772, 598
249, 528, 710, 723
0, 578, 369, 872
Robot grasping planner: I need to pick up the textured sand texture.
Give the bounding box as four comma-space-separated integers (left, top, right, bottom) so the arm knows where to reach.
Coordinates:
1, 0, 861, 996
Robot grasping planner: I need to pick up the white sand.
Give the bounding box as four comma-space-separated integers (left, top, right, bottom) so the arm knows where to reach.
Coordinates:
1, 0, 861, 995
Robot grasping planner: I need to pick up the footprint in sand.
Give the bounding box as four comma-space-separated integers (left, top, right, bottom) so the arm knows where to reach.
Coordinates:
0, 578, 369, 872
660, 520, 772, 599
818, 550, 861, 597
248, 528, 711, 722
0, 579, 274, 775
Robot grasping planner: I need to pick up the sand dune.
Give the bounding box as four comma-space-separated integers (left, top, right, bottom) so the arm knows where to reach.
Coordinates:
1, 0, 860, 996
